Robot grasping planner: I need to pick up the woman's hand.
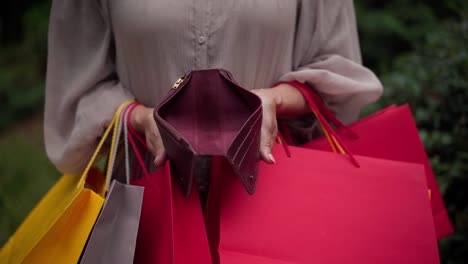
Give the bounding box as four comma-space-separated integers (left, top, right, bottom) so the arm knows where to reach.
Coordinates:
130, 105, 167, 167
252, 89, 281, 164
252, 83, 309, 164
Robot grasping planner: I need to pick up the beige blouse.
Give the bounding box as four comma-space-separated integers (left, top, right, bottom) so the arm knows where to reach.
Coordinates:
44, 0, 383, 174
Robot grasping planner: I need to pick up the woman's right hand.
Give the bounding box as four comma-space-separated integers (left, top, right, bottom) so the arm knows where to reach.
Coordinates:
130, 105, 167, 167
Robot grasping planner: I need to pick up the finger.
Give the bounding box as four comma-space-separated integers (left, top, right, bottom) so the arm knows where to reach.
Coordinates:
259, 128, 277, 163
146, 120, 167, 167
259, 146, 275, 164
148, 136, 167, 167
259, 112, 278, 164
153, 140, 167, 167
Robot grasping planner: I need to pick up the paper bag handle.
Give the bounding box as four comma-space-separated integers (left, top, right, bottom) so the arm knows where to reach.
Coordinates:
104, 102, 143, 192
275, 82, 360, 167
125, 103, 151, 178
79, 100, 134, 194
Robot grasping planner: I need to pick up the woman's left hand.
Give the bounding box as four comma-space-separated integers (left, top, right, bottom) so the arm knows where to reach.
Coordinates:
252, 88, 281, 164
252, 83, 310, 164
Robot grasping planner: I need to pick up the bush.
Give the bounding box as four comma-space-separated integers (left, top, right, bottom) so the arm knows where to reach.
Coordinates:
0, 1, 49, 131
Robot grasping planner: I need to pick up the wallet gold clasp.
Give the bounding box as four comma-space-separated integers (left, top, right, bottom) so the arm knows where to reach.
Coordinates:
172, 77, 184, 89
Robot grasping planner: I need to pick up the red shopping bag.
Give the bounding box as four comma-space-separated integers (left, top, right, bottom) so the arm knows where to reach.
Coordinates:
126, 106, 212, 264
286, 81, 453, 239
205, 143, 439, 264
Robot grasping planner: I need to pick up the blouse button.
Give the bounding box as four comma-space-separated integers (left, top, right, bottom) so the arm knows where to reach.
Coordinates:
197, 36, 206, 45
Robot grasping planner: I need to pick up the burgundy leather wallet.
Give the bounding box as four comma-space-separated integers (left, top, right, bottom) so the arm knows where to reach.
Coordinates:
154, 69, 262, 196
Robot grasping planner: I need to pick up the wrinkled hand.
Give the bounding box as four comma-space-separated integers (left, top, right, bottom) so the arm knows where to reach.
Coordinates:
130, 105, 167, 167
252, 88, 282, 164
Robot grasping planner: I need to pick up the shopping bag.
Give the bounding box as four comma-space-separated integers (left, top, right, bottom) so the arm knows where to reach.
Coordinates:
0, 101, 132, 264
206, 143, 439, 264
286, 81, 453, 239
80, 181, 143, 263
80, 103, 144, 264
126, 104, 212, 264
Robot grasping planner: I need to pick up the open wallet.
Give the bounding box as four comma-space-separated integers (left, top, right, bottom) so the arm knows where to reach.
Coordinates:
154, 69, 262, 196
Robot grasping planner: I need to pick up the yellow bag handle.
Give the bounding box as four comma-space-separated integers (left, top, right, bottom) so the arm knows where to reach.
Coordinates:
78, 100, 134, 193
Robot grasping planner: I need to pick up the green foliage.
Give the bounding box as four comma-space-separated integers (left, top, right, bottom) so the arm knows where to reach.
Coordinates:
355, 0, 468, 72
0, 1, 49, 131
356, 1, 436, 71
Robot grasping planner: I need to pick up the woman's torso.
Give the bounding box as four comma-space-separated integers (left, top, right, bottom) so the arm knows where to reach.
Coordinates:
106, 0, 298, 106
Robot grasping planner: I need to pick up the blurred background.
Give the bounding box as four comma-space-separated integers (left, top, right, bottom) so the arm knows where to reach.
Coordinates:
0, 0, 467, 262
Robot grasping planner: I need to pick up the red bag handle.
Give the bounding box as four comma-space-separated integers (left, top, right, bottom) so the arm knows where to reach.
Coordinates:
125, 102, 151, 178
274, 84, 339, 152
275, 82, 360, 167
277, 81, 358, 139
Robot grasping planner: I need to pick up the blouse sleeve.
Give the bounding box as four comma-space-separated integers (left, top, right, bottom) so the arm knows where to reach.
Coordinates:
279, 0, 383, 124
44, 0, 133, 174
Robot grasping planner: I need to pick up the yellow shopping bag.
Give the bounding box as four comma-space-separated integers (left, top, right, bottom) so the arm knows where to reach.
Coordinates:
0, 101, 132, 264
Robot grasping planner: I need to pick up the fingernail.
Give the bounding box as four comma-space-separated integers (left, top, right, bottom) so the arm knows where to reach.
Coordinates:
268, 153, 276, 164
154, 157, 167, 167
